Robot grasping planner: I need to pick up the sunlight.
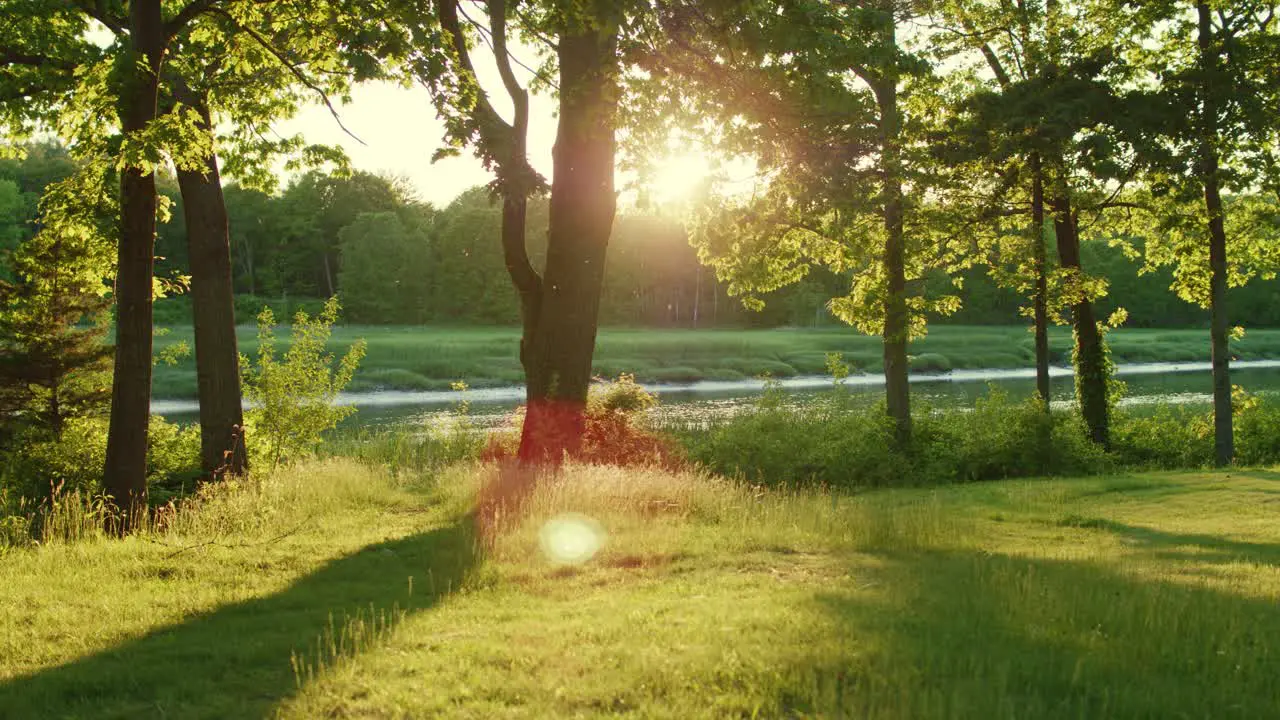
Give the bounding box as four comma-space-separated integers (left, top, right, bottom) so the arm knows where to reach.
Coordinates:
649, 150, 714, 204
539, 513, 606, 565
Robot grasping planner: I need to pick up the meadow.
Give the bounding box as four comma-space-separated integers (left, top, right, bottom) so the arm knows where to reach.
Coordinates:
1, 458, 1277, 718
151, 324, 1280, 398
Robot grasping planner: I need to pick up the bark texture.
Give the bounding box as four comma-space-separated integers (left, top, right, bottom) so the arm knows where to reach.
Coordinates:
1051, 193, 1109, 446
1031, 153, 1051, 406
103, 0, 165, 528
874, 60, 910, 447
175, 95, 246, 478
1197, 0, 1234, 467
517, 27, 619, 463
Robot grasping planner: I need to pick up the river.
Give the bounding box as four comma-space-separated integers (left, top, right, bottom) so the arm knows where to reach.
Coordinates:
152, 360, 1280, 432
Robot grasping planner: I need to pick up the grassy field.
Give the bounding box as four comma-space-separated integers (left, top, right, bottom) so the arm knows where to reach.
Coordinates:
2, 460, 1278, 717
152, 324, 1280, 398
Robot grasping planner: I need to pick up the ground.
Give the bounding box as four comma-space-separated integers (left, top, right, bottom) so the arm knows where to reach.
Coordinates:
1, 462, 1278, 718
150, 324, 1280, 398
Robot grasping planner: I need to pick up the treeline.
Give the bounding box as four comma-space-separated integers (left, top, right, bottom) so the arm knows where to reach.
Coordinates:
6, 143, 1275, 331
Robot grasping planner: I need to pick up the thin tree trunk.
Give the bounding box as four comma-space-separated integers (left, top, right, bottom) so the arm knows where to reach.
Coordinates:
1031, 153, 1051, 406
693, 263, 701, 328
175, 95, 246, 478
503, 194, 540, 376
875, 70, 910, 447
1050, 192, 1109, 446
518, 25, 618, 463
322, 253, 335, 297
1198, 0, 1233, 466
103, 0, 165, 529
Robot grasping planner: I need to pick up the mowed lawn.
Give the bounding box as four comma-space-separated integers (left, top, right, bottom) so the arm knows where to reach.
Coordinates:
151, 324, 1280, 398
1, 462, 1278, 718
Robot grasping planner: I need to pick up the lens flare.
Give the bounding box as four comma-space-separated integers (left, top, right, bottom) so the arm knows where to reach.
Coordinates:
539, 513, 606, 565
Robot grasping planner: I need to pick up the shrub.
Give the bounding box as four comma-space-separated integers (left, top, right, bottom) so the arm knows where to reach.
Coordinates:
682, 387, 1111, 490
482, 375, 680, 469
1111, 405, 1214, 469
1233, 389, 1280, 466
588, 373, 656, 414
241, 297, 367, 469
909, 353, 952, 373
0, 414, 200, 546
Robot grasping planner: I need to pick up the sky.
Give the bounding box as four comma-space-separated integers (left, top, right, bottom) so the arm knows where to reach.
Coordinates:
274, 79, 561, 208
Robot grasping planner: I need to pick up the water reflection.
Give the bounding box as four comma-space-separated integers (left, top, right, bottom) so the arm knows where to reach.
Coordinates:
154, 361, 1280, 432
343, 362, 1280, 433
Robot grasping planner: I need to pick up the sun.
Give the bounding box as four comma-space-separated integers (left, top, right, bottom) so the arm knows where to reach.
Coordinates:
648, 150, 714, 204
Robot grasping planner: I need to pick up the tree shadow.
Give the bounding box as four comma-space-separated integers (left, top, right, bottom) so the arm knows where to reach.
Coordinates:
780, 549, 1280, 718
1236, 469, 1280, 485
1077, 518, 1280, 566
0, 514, 479, 719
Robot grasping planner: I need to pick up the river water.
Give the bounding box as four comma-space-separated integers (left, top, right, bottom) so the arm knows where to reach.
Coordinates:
152, 360, 1280, 432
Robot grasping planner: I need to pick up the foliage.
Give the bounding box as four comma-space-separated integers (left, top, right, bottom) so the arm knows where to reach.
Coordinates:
482, 374, 677, 468
241, 297, 367, 469
587, 373, 656, 415
0, 414, 201, 542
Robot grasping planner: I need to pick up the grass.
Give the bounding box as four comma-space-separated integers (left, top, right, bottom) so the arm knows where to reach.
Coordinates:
151, 324, 1280, 398
2, 459, 1279, 717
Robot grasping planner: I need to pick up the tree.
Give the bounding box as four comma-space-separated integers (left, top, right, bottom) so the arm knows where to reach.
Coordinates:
931, 0, 1142, 446
0, 169, 114, 439
2, 0, 365, 525
339, 207, 438, 323
645, 0, 962, 445
391, 0, 627, 461
1128, 0, 1280, 465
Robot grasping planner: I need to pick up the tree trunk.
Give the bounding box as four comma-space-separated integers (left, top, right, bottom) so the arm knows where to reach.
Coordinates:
503, 194, 540, 376
1050, 193, 1109, 446
517, 26, 618, 463
875, 70, 910, 447
103, 0, 165, 530
322, 252, 335, 297
1031, 153, 1051, 407
176, 97, 247, 479
1198, 0, 1233, 466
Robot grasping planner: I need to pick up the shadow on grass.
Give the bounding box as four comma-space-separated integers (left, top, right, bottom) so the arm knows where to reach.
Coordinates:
1078, 518, 1280, 566
779, 548, 1280, 719
0, 514, 479, 720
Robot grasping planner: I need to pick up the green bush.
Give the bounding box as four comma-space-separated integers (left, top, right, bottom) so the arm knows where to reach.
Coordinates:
909, 353, 953, 373
241, 297, 367, 469
0, 415, 200, 545
1233, 389, 1280, 466
1110, 406, 1214, 469
680, 388, 1113, 490
588, 373, 658, 415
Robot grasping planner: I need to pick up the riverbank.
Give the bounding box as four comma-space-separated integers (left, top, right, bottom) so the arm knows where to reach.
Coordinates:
151, 324, 1280, 399
2, 460, 1277, 717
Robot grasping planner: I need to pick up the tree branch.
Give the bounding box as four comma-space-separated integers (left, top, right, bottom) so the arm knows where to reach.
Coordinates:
0, 47, 77, 70
206, 7, 365, 145
77, 0, 126, 35
164, 0, 217, 39
434, 0, 510, 137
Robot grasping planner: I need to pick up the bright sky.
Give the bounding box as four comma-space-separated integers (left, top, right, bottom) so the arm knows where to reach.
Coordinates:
269, 29, 762, 211
275, 79, 560, 209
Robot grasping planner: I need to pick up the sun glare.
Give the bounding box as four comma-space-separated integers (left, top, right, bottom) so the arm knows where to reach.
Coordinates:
649, 151, 714, 204
539, 513, 606, 565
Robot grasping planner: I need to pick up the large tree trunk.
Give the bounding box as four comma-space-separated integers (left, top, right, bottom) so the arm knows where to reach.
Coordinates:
1197, 0, 1233, 467
103, 0, 165, 530
1050, 192, 1109, 447
1031, 153, 1051, 406
875, 70, 910, 447
517, 26, 618, 463
176, 97, 246, 479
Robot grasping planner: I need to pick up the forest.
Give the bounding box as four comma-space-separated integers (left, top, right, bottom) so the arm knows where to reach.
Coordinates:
1, 0, 1279, 716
